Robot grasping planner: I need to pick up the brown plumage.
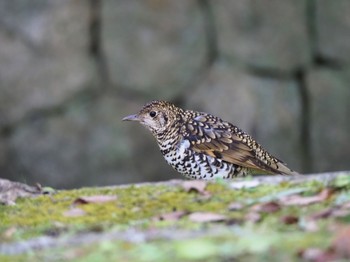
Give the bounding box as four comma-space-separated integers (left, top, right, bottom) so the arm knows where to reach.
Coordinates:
123, 100, 300, 179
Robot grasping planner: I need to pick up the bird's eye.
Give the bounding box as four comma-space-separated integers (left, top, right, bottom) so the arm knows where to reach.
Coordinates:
149, 111, 157, 118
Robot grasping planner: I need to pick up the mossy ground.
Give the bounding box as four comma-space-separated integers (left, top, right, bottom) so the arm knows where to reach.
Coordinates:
1, 173, 350, 261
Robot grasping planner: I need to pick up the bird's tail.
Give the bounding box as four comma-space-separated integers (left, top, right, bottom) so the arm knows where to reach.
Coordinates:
276, 161, 302, 176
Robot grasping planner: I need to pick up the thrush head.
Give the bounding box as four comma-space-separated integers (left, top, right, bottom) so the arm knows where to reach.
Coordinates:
122, 100, 180, 136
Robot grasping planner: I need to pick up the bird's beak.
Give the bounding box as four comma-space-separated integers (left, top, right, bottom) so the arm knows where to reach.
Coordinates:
122, 114, 140, 122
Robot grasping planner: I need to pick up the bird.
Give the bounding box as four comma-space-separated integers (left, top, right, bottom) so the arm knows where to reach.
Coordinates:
123, 100, 300, 180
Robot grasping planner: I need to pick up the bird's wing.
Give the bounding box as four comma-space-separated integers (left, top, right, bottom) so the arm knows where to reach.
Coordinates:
182, 114, 299, 176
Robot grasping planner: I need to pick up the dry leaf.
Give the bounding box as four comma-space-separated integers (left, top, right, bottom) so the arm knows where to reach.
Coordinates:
251, 201, 281, 213
309, 208, 334, 220
152, 211, 188, 222
309, 205, 350, 221
63, 207, 86, 217
281, 189, 332, 206
261, 201, 281, 213
73, 195, 117, 205
281, 215, 299, 225
188, 212, 226, 223
182, 181, 209, 195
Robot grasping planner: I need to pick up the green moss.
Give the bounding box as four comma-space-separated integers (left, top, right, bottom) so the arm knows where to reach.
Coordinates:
1, 173, 350, 261
0, 181, 333, 236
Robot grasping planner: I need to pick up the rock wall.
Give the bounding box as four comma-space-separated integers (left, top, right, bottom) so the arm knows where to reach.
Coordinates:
0, 0, 349, 188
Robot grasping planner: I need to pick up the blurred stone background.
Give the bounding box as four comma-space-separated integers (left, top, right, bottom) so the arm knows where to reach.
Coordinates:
0, 0, 349, 188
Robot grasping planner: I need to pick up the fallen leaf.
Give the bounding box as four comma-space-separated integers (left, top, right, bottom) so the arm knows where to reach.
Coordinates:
73, 195, 117, 205
309, 208, 334, 220
309, 206, 350, 221
261, 201, 281, 213
182, 181, 209, 196
228, 202, 244, 211
63, 207, 86, 217
152, 211, 188, 222
281, 215, 299, 225
188, 212, 226, 223
281, 188, 333, 206
332, 226, 350, 258
251, 201, 281, 213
